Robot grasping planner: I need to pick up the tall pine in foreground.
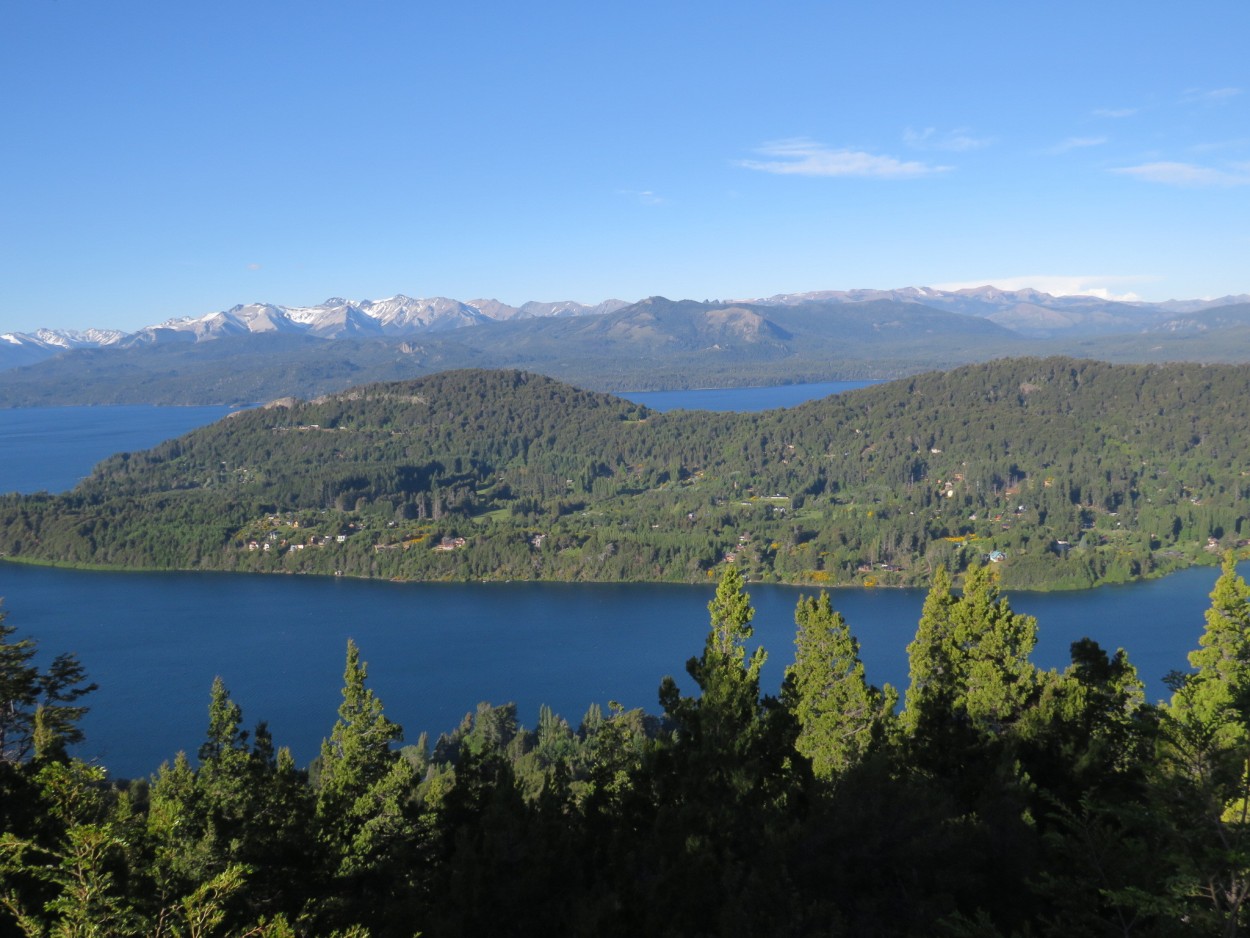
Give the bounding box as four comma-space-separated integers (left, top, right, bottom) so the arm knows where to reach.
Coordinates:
1156, 553, 1250, 934
646, 567, 802, 937
312, 640, 421, 935
903, 564, 1039, 740
782, 591, 895, 780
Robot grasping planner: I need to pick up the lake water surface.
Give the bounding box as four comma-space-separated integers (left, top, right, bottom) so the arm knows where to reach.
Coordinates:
0, 385, 1226, 778
0, 405, 238, 494
0, 561, 1221, 779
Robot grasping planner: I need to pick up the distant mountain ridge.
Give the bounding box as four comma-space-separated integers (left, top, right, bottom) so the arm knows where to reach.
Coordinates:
4, 287, 1250, 405
0, 294, 633, 372
5, 286, 1249, 357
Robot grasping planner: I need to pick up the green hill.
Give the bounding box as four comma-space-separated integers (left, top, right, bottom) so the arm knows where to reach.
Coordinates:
2, 358, 1247, 589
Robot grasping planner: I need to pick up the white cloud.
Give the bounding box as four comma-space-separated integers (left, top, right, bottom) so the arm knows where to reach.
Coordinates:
737, 138, 949, 179
1093, 106, 1139, 118
1183, 87, 1243, 103
618, 189, 665, 205
246, 263, 262, 271
1049, 135, 1108, 154
1190, 138, 1250, 153
932, 274, 1155, 302
903, 127, 992, 152
1111, 161, 1250, 186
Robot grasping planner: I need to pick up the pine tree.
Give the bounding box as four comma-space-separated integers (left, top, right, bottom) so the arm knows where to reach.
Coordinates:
662, 567, 769, 764
0, 609, 95, 766
1154, 553, 1250, 931
782, 591, 896, 780
953, 564, 1039, 732
902, 565, 1039, 739
901, 565, 958, 736
312, 641, 420, 932
0, 611, 39, 765
1178, 551, 1250, 733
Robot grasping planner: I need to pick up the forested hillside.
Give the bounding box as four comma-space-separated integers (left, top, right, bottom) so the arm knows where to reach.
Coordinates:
4, 561, 1250, 935
3, 358, 1249, 590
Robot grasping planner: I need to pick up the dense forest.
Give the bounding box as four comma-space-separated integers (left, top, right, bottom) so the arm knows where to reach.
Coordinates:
3, 358, 1249, 590
4, 559, 1250, 935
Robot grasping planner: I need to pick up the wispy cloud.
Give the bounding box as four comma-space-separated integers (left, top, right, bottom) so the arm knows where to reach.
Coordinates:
618, 189, 665, 205
1111, 160, 1250, 186
1183, 87, 1242, 104
246, 263, 262, 271
1093, 106, 1139, 119
903, 126, 992, 152
737, 138, 949, 179
1190, 138, 1250, 154
1048, 136, 1108, 154
932, 274, 1155, 302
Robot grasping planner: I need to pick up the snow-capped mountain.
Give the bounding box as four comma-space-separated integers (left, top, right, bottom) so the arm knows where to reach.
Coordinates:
1, 327, 127, 350
111, 295, 632, 345
4, 287, 1249, 362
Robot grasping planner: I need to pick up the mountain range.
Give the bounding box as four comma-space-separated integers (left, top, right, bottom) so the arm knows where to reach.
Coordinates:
3, 287, 1250, 405
0, 295, 631, 359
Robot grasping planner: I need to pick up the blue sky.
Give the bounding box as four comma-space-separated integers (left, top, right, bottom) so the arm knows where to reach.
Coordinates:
3, 1, 1248, 333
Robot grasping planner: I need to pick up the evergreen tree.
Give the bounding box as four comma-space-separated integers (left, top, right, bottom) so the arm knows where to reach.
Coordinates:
0, 609, 95, 766
953, 564, 1039, 732
1175, 552, 1250, 737
147, 679, 315, 930
313, 640, 421, 934
645, 568, 802, 937
901, 565, 959, 736
674, 565, 768, 755
1155, 554, 1250, 932
902, 565, 1039, 738
782, 591, 896, 780
0, 611, 39, 766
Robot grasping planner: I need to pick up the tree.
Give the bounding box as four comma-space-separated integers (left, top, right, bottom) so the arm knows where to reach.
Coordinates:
644, 568, 802, 937
672, 565, 768, 755
902, 564, 1039, 739
0, 609, 95, 765
1154, 553, 1250, 933
0, 761, 143, 938
312, 641, 420, 933
901, 565, 957, 737
782, 592, 896, 780
953, 564, 1039, 732
0, 611, 38, 765
147, 679, 314, 931
1176, 551, 1250, 736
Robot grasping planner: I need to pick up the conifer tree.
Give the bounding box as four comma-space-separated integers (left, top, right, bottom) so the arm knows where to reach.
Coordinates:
782, 591, 896, 780
953, 564, 1039, 731
902, 564, 1039, 737
1155, 553, 1250, 930
902, 565, 958, 736
1175, 551, 1250, 736
0, 612, 39, 765
0, 610, 95, 765
665, 566, 768, 757
313, 641, 420, 932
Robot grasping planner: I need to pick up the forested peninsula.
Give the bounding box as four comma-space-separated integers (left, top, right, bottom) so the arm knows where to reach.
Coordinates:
5, 560, 1250, 934
3, 356, 1249, 590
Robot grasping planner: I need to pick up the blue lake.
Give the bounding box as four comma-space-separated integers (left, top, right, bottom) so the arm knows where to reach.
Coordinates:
0, 405, 238, 494
0, 561, 1221, 779
0, 383, 1227, 778
620, 380, 877, 412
